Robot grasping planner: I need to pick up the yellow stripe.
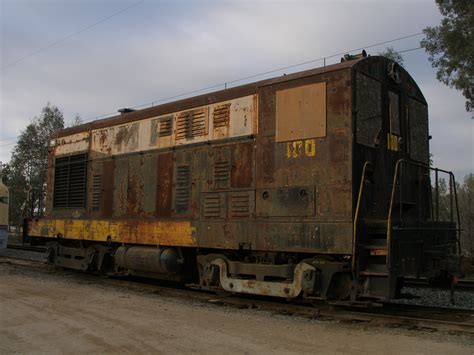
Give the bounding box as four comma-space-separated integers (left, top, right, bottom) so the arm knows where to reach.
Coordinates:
29, 218, 197, 246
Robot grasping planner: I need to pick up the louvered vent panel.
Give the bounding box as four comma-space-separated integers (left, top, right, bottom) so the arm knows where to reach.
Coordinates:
175, 165, 191, 213
214, 161, 230, 189
159, 116, 173, 137
203, 194, 221, 218
53, 157, 70, 207
91, 174, 102, 211
230, 192, 250, 218
53, 153, 87, 208
176, 109, 208, 140
213, 103, 231, 128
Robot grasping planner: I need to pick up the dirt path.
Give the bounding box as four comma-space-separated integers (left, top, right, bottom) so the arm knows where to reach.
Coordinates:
0, 261, 472, 354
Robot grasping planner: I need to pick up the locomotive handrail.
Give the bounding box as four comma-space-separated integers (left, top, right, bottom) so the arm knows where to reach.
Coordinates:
387, 159, 462, 270
352, 161, 372, 278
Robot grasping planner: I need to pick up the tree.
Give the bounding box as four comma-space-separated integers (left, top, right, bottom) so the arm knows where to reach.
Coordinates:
434, 173, 474, 256
5, 104, 64, 227
378, 46, 404, 66
421, 0, 474, 113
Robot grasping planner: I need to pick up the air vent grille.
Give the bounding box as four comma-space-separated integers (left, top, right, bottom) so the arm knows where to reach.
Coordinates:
176, 108, 208, 139
91, 174, 102, 211
214, 161, 230, 189
203, 194, 221, 218
213, 103, 231, 128
159, 116, 173, 137
175, 165, 191, 213
230, 192, 250, 218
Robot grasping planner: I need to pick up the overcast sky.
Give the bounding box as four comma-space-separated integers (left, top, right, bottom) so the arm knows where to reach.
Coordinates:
1, 0, 472, 179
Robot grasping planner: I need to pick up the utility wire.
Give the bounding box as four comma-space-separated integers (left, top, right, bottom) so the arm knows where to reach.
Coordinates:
1, 0, 144, 70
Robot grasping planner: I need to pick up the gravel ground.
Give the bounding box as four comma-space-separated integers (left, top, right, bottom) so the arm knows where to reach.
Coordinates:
0, 261, 473, 354
393, 287, 474, 310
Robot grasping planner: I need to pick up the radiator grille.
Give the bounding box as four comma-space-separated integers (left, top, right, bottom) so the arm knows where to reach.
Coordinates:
175, 165, 191, 213
53, 153, 87, 208
176, 108, 208, 140
213, 103, 231, 128
230, 192, 250, 218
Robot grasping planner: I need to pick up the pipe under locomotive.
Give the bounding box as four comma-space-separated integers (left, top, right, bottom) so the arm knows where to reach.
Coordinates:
27, 54, 461, 301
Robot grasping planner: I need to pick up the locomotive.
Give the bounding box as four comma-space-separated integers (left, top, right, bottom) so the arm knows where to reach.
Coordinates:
28, 53, 461, 300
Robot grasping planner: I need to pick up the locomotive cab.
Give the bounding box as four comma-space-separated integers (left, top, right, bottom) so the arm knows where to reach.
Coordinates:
351, 57, 460, 298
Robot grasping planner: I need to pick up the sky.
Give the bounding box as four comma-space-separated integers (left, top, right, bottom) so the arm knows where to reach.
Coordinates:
0, 0, 472, 180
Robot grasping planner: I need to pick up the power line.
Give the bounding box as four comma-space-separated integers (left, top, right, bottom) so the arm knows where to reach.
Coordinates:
1, 0, 144, 71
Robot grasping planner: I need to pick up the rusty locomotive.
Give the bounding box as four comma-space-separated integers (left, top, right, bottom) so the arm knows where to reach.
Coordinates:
28, 53, 461, 300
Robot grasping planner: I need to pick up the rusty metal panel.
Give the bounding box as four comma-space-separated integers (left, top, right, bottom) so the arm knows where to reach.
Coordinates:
156, 153, 173, 217
142, 153, 158, 214
316, 185, 352, 220
231, 142, 254, 188
113, 157, 128, 217
101, 160, 114, 218
276, 82, 327, 142
52, 131, 90, 156
256, 136, 275, 185
256, 186, 314, 217
126, 156, 144, 216
255, 222, 352, 254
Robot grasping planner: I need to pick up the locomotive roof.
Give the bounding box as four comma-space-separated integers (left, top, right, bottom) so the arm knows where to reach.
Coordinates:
53, 56, 424, 139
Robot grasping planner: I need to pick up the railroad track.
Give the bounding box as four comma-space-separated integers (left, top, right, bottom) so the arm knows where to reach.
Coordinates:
6, 244, 47, 253
0, 255, 473, 334
404, 277, 474, 292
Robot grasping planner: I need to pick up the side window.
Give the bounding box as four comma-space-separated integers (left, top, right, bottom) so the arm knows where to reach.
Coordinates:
388, 91, 400, 135
409, 98, 429, 164
356, 73, 382, 147
275, 82, 327, 142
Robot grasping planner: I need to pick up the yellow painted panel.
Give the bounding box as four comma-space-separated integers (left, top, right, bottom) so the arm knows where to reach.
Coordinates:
276, 82, 327, 142
29, 219, 197, 247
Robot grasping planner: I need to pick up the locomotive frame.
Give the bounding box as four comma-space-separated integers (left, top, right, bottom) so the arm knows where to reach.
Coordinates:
28, 54, 461, 300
